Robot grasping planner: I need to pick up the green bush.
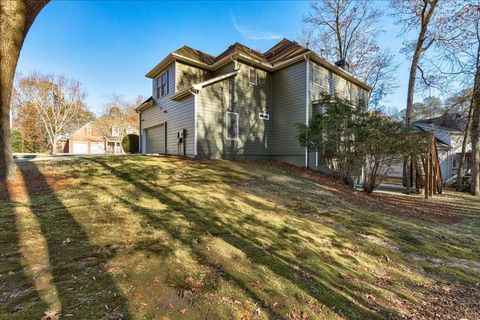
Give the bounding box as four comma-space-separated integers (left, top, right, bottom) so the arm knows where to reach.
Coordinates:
122, 134, 139, 154
11, 129, 24, 153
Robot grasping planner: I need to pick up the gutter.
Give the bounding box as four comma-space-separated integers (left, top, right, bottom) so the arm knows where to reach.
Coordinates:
189, 88, 199, 157
304, 53, 310, 168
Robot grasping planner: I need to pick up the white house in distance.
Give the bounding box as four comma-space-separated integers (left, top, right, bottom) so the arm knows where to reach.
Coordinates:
389, 113, 469, 184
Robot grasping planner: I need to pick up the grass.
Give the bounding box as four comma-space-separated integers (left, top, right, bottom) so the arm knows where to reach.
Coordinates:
0, 155, 479, 319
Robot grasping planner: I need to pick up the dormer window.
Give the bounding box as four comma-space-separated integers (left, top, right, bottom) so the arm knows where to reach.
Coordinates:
158, 70, 169, 97
249, 67, 258, 85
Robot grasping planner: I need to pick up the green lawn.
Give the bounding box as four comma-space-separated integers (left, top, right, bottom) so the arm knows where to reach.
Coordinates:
0, 156, 479, 319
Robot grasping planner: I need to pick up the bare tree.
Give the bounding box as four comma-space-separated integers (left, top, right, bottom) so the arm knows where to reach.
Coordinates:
96, 94, 140, 137
391, 0, 440, 193
0, 0, 49, 180
302, 0, 398, 106
14, 72, 88, 154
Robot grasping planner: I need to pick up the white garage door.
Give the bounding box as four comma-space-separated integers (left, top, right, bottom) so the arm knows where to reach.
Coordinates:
146, 124, 166, 154
72, 141, 88, 154
91, 142, 105, 154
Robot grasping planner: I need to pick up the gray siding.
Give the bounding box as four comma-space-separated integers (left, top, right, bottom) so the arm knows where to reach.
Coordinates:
310, 61, 368, 104
175, 61, 211, 91
271, 60, 307, 166
196, 61, 272, 159
141, 62, 195, 156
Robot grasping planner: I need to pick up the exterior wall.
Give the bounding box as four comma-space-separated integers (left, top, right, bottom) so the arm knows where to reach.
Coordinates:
175, 61, 211, 91
310, 60, 368, 104
270, 60, 307, 167
140, 95, 195, 157
140, 62, 195, 157
196, 61, 272, 159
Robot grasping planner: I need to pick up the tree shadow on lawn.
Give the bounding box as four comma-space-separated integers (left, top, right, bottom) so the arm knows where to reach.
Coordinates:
0, 182, 48, 318
16, 163, 130, 319
89, 157, 405, 319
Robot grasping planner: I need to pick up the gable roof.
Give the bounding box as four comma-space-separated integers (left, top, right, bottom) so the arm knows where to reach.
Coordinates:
413, 113, 467, 132
145, 38, 372, 91
264, 38, 310, 65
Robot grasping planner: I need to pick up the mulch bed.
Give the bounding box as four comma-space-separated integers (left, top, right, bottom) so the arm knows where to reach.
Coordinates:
262, 161, 467, 223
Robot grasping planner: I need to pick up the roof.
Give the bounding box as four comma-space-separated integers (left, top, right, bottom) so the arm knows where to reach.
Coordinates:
263, 38, 310, 65
414, 113, 467, 132
173, 46, 215, 65
145, 38, 372, 91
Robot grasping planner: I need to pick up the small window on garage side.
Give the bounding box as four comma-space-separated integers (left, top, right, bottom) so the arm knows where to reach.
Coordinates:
157, 70, 169, 97
226, 111, 239, 140
249, 67, 258, 85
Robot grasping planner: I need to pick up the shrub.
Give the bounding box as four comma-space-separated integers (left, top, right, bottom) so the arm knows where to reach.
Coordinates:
122, 134, 139, 154
11, 129, 24, 153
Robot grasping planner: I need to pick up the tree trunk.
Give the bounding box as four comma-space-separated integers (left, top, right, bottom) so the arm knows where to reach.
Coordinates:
456, 95, 474, 191
0, 0, 49, 181
470, 41, 480, 196
403, 0, 438, 194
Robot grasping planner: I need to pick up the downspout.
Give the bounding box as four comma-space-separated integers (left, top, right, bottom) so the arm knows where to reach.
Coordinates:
136, 110, 142, 153
304, 53, 310, 168
189, 88, 199, 157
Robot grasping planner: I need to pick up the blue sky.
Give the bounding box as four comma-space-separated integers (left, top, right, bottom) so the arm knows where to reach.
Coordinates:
18, 0, 413, 115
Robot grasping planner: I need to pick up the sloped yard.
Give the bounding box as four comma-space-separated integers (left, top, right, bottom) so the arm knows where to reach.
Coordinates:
0, 156, 479, 319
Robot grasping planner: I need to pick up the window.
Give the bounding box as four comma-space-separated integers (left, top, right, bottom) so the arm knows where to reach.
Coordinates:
126, 127, 134, 134
453, 158, 457, 168
157, 70, 169, 97
313, 68, 324, 87
226, 112, 239, 140
111, 126, 119, 137
249, 67, 258, 85
87, 127, 92, 136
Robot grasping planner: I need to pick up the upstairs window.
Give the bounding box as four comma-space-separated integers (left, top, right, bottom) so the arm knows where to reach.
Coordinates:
111, 126, 119, 137
86, 126, 92, 136
249, 67, 258, 85
158, 70, 169, 97
226, 111, 239, 140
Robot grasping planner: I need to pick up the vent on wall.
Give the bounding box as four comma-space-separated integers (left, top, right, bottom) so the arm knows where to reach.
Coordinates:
259, 112, 270, 120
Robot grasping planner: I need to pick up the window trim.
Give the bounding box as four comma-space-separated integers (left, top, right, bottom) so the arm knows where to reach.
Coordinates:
226, 111, 239, 141
248, 67, 258, 86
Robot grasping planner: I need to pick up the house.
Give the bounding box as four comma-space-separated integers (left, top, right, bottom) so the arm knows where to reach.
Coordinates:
388, 113, 470, 183
414, 113, 470, 183
135, 38, 371, 168
57, 121, 127, 154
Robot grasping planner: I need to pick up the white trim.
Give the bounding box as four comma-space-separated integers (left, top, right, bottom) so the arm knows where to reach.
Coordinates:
249, 67, 258, 85
305, 55, 310, 167
226, 111, 239, 141
315, 151, 319, 167
193, 92, 198, 156
193, 70, 238, 90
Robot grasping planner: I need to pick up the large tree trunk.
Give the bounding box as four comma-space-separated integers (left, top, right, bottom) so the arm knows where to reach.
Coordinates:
0, 0, 49, 181
470, 40, 480, 196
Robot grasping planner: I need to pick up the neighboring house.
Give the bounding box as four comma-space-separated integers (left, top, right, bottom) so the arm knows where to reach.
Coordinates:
388, 113, 470, 183
57, 121, 126, 154
136, 38, 371, 168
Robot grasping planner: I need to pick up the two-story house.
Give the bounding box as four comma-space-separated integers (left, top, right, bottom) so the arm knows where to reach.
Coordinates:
135, 38, 371, 168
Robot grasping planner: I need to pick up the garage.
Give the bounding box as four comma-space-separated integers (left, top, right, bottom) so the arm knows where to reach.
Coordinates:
72, 141, 88, 154
91, 142, 105, 154
146, 123, 166, 154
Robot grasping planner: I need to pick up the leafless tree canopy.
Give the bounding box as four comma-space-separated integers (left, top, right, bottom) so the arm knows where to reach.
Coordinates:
14, 72, 88, 154
302, 0, 398, 106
